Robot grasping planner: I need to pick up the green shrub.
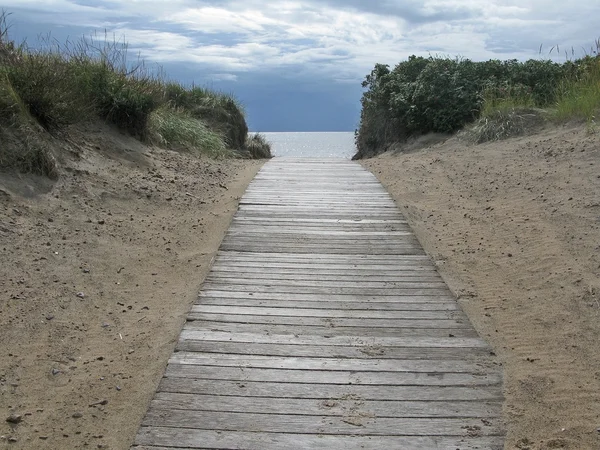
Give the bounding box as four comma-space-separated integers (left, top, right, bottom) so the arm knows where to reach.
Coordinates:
95, 73, 163, 139
354, 54, 578, 158
0, 127, 58, 178
353, 63, 404, 159
464, 107, 546, 143
3, 52, 92, 130
0, 71, 22, 123
244, 133, 273, 159
147, 107, 229, 158
167, 86, 248, 149
554, 56, 600, 121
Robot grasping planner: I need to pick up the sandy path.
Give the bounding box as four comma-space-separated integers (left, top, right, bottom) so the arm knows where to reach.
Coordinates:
0, 126, 262, 449
363, 124, 600, 450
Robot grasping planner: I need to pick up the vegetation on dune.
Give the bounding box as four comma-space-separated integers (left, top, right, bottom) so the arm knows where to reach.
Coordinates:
354, 41, 600, 159
163, 83, 249, 150
243, 133, 273, 159
147, 107, 230, 158
554, 45, 600, 127
0, 11, 271, 178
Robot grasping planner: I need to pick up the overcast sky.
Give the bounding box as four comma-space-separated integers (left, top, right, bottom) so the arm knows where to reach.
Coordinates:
3, 1, 599, 131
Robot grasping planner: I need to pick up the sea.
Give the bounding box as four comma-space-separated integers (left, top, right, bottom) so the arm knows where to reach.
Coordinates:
260, 132, 356, 159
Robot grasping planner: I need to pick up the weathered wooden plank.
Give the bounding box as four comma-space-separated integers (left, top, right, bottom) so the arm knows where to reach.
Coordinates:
165, 364, 500, 386
184, 321, 477, 337
210, 263, 437, 272
158, 378, 503, 401
215, 251, 430, 261
197, 297, 458, 310
141, 410, 503, 436
212, 263, 436, 272
229, 222, 410, 230
204, 277, 445, 287
240, 200, 396, 206
198, 283, 449, 295
233, 216, 407, 221
174, 340, 493, 360
198, 290, 457, 302
186, 313, 469, 330
218, 244, 426, 255
149, 392, 502, 418
190, 304, 458, 319
226, 229, 412, 236
168, 353, 490, 373
231, 217, 408, 223
228, 227, 413, 233
239, 203, 401, 210
179, 330, 490, 349
223, 237, 422, 245
210, 263, 442, 281
133, 432, 504, 450
222, 234, 415, 240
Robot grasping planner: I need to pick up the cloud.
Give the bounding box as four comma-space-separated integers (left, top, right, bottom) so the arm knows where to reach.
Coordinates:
5, 0, 600, 83
166, 7, 279, 34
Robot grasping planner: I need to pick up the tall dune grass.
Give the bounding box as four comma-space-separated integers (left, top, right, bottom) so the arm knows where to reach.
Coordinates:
0, 11, 261, 176
554, 53, 600, 123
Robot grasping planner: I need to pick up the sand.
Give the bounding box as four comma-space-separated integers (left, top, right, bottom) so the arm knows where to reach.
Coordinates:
0, 123, 262, 449
363, 123, 600, 450
2, 121, 600, 450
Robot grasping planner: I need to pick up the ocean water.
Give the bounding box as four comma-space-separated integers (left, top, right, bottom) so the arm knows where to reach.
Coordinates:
260, 132, 356, 159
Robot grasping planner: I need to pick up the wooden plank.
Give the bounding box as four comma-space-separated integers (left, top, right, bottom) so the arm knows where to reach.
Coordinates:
198, 290, 457, 303
168, 353, 490, 373
196, 297, 458, 310
133, 432, 504, 450
231, 217, 409, 223
233, 216, 407, 221
183, 322, 477, 337
149, 392, 502, 418
240, 200, 397, 206
198, 283, 449, 295
210, 263, 437, 271
211, 263, 436, 272
205, 276, 445, 286
174, 340, 493, 360
186, 313, 468, 329
223, 236, 422, 244
164, 364, 500, 386
158, 378, 503, 401
179, 330, 491, 349
141, 410, 503, 436
190, 304, 458, 319
218, 245, 426, 255
215, 251, 430, 261
226, 229, 413, 235
228, 226, 413, 232
202, 278, 448, 288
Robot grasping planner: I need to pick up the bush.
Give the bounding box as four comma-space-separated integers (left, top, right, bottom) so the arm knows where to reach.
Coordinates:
3, 52, 92, 130
147, 107, 229, 158
0, 127, 58, 178
554, 56, 600, 121
167, 86, 248, 150
463, 107, 547, 143
243, 133, 273, 159
354, 53, 584, 158
95, 72, 163, 139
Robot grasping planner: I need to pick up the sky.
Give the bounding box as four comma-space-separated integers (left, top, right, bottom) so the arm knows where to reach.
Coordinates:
3, 1, 599, 131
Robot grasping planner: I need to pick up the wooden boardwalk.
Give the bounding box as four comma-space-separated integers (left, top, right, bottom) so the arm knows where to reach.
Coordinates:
132, 159, 504, 450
